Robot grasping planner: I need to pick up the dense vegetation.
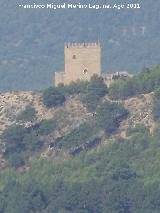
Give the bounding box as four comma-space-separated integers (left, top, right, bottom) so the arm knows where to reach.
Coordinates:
1, 127, 160, 212
2, 66, 160, 212
109, 65, 160, 99
42, 87, 66, 108
152, 88, 160, 121
1, 124, 42, 167
81, 75, 108, 111
1, 96, 128, 167
42, 75, 108, 111
0, 117, 58, 168
43, 65, 160, 110
96, 101, 129, 135
16, 105, 37, 122
0, 0, 160, 91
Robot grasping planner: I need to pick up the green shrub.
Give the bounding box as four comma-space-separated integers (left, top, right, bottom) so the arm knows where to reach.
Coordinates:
43, 75, 107, 111
16, 105, 36, 122
8, 153, 25, 168
152, 88, 160, 121
109, 65, 160, 100
96, 101, 129, 136
153, 121, 160, 140
65, 80, 89, 95
55, 122, 98, 149
1, 124, 28, 155
87, 75, 108, 97
38, 119, 57, 135
22, 132, 42, 152
81, 75, 108, 111
42, 87, 66, 108
1, 124, 42, 164
81, 91, 100, 112
126, 124, 149, 137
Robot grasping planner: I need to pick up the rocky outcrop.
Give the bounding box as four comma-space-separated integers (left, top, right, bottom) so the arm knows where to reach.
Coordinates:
119, 93, 155, 138
0, 91, 90, 135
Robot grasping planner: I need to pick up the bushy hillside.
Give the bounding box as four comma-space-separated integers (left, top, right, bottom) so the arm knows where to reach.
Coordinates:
1, 68, 160, 212
1, 131, 160, 213
0, 72, 158, 167
0, 0, 160, 91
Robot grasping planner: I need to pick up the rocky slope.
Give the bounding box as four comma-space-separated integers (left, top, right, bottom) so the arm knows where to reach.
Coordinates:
0, 91, 155, 136
0, 91, 155, 165
0, 91, 90, 134
120, 93, 155, 137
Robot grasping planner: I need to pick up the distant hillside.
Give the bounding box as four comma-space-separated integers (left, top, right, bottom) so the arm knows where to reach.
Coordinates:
1, 70, 160, 212
0, 0, 160, 91
0, 80, 155, 168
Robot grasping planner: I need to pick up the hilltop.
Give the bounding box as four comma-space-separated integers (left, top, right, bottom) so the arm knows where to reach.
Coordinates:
0, 0, 160, 91
1, 64, 160, 167
0, 79, 155, 168
1, 67, 160, 212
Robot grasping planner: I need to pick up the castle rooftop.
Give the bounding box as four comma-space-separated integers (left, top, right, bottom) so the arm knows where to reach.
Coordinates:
65, 42, 100, 48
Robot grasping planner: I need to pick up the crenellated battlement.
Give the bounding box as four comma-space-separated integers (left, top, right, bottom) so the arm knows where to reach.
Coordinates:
65, 42, 100, 48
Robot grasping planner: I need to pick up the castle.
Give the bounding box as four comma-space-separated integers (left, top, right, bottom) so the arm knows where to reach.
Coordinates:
54, 42, 130, 86
54, 42, 101, 86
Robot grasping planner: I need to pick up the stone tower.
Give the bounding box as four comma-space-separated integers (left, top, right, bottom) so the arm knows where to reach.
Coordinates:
54, 42, 101, 86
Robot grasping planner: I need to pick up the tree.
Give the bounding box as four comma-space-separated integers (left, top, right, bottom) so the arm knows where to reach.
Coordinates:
82, 75, 108, 111
8, 153, 25, 168
65, 80, 89, 95
16, 105, 37, 122
38, 119, 57, 135
152, 88, 160, 121
88, 75, 108, 97
1, 124, 27, 155
42, 87, 66, 108
96, 101, 129, 135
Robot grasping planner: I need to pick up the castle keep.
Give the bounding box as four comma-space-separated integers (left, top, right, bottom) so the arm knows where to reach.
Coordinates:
54, 42, 101, 86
